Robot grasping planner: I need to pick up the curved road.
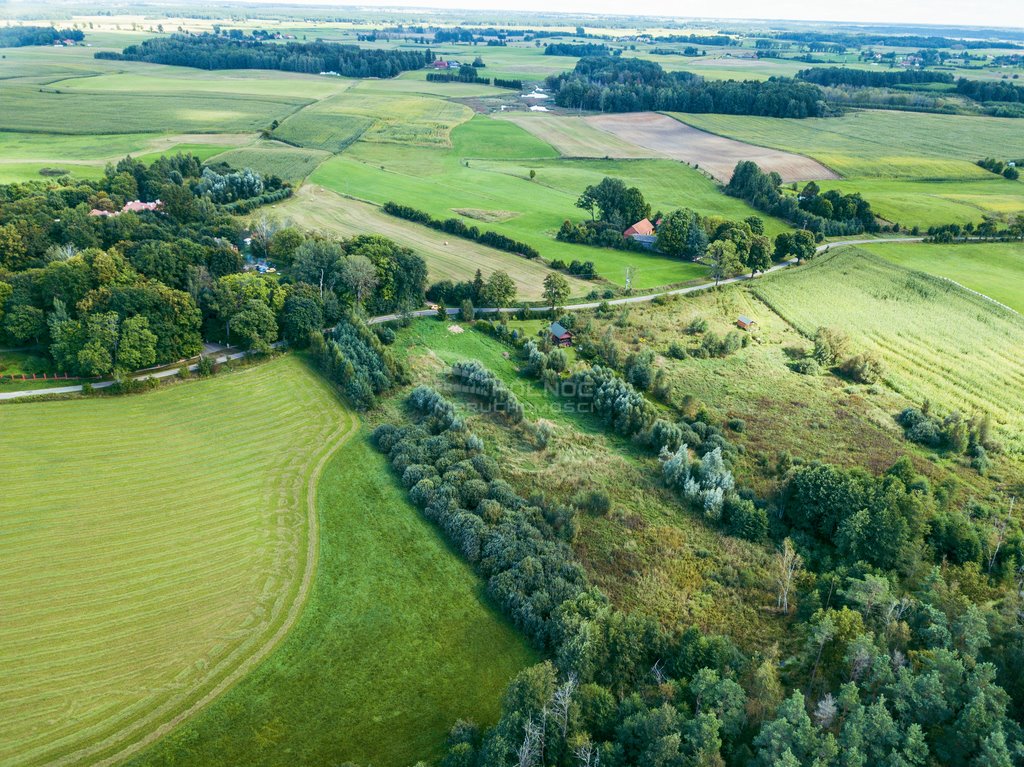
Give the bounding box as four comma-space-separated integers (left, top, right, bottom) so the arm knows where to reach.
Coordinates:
0, 237, 925, 401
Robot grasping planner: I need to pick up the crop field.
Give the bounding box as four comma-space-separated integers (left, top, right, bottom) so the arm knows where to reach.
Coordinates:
0, 356, 345, 766
859, 241, 1024, 314
590, 112, 839, 182
752, 249, 1024, 453
0, 84, 309, 135
271, 185, 592, 299
207, 142, 331, 182
676, 110, 1024, 180
127, 428, 535, 767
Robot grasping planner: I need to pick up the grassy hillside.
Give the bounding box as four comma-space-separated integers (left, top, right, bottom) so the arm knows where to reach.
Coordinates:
0, 356, 343, 765
129, 428, 535, 767
752, 249, 1024, 453
382, 320, 789, 650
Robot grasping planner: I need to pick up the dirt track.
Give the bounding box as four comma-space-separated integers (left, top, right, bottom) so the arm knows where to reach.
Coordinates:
587, 112, 839, 183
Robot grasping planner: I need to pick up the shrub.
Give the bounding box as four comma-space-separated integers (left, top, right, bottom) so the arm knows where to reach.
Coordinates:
573, 489, 612, 514
839, 352, 884, 384
792, 357, 820, 375
666, 341, 688, 360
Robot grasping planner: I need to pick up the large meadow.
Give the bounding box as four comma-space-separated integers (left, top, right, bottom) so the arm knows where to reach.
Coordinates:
3, 10, 1024, 767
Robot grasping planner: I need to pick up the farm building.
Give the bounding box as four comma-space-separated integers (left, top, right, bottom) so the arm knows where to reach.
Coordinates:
737, 315, 758, 330
623, 218, 655, 238
549, 322, 573, 347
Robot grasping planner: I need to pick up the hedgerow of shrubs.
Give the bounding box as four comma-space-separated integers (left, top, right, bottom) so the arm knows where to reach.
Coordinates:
450, 359, 524, 423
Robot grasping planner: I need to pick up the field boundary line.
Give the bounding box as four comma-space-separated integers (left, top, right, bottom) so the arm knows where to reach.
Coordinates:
49, 403, 359, 767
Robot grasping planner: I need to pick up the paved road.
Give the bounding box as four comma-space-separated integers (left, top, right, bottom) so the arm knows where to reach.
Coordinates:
0, 237, 925, 401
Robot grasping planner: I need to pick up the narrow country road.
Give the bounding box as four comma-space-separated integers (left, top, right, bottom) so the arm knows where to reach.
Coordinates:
0, 237, 925, 401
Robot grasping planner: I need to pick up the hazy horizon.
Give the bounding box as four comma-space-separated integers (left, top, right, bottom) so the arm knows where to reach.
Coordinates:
241, 0, 1024, 31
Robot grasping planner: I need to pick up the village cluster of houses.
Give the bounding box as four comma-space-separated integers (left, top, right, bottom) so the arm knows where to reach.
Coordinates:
88, 200, 163, 217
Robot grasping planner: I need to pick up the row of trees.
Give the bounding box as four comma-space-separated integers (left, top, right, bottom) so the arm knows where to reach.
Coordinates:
97, 34, 432, 77
547, 57, 831, 117
381, 201, 540, 258
977, 157, 1021, 180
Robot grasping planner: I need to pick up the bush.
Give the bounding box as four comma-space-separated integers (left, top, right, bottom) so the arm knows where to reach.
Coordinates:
667, 341, 688, 360
573, 489, 612, 514
839, 352, 884, 384
792, 357, 820, 375
686, 317, 709, 335
196, 355, 215, 377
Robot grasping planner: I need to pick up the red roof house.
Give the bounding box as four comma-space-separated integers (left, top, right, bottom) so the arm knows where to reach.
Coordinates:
623, 218, 655, 238
121, 199, 163, 213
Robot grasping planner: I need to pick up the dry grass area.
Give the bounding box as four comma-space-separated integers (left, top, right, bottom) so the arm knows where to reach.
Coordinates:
452, 208, 519, 222
588, 112, 840, 183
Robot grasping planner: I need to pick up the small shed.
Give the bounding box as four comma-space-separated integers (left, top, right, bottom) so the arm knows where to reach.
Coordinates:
549, 321, 573, 347
737, 315, 758, 331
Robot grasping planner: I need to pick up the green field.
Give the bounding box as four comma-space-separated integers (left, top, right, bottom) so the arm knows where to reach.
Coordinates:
677, 110, 1024, 180
128, 426, 534, 767
311, 115, 787, 288
207, 142, 331, 182
752, 249, 1024, 452
0, 84, 308, 135
860, 241, 1024, 314
0, 355, 533, 766
0, 356, 342, 765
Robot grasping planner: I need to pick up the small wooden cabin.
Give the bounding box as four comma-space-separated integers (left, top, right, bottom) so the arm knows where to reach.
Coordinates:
549, 321, 573, 347
737, 315, 758, 331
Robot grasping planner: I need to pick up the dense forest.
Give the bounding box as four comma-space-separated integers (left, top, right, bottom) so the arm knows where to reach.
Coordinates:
798, 66, 954, 88
96, 33, 431, 77
0, 26, 83, 47
546, 57, 831, 118
0, 155, 427, 378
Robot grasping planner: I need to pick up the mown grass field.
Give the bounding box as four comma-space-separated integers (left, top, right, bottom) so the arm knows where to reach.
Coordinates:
752, 249, 1024, 453
128, 426, 535, 767
0, 356, 342, 765
860, 241, 1024, 314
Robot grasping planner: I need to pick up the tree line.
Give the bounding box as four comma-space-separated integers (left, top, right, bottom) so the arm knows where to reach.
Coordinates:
547, 56, 831, 118
96, 34, 432, 77
0, 26, 83, 47
543, 42, 611, 57
956, 77, 1024, 104
797, 66, 954, 88
364, 334, 1024, 765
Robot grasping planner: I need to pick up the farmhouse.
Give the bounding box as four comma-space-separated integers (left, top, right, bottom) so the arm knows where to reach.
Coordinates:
623, 218, 655, 238
737, 315, 758, 330
549, 322, 573, 347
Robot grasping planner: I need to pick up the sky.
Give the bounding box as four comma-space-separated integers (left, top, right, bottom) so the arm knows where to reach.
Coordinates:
274, 0, 1024, 29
